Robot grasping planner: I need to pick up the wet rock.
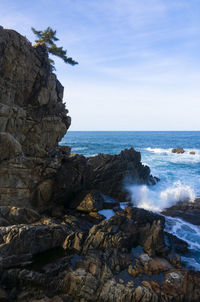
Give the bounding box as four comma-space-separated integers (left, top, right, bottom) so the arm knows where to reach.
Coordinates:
87, 148, 157, 202
125, 207, 166, 256
190, 151, 195, 155
165, 232, 188, 254
54, 148, 156, 206
162, 199, 200, 225
172, 148, 185, 154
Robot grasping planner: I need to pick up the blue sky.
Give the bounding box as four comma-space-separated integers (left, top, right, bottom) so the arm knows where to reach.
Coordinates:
1, 0, 200, 130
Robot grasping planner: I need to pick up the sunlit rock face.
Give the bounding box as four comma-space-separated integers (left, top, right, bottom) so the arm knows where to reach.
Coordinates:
0, 26, 71, 207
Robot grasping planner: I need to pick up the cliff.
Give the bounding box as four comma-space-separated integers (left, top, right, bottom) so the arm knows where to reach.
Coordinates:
0, 26, 71, 207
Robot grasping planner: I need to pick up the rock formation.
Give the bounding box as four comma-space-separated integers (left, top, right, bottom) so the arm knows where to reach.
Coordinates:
0, 25, 71, 207
0, 26, 200, 302
172, 147, 185, 154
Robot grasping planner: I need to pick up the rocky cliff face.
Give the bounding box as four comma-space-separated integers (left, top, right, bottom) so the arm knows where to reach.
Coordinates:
0, 26, 71, 207
0, 25, 156, 208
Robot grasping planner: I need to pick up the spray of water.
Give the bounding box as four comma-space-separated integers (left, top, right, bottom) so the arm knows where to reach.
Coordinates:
127, 180, 195, 212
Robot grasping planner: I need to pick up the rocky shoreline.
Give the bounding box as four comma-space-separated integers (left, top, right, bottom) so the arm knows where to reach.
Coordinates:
0, 26, 200, 302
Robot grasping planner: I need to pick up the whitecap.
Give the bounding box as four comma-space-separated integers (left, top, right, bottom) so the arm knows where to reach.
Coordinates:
127, 181, 195, 212
146, 147, 172, 154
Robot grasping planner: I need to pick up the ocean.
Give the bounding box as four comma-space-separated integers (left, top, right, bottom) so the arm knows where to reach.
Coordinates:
60, 131, 200, 270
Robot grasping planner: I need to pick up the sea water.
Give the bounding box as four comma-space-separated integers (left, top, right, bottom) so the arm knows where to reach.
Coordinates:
60, 131, 200, 269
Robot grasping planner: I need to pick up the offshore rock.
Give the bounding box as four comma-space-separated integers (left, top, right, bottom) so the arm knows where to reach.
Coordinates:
172, 147, 185, 154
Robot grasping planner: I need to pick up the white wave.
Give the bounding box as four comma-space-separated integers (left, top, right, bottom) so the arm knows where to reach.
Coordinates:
128, 181, 195, 212
146, 147, 172, 154
165, 216, 200, 270
165, 216, 200, 250
146, 147, 200, 163
72, 147, 87, 151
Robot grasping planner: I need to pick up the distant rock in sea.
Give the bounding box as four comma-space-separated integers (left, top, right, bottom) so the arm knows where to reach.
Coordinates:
172, 147, 185, 154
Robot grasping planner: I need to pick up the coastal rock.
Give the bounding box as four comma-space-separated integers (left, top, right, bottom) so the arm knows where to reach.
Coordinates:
162, 199, 200, 225
0, 27, 70, 157
54, 148, 157, 205
0, 222, 70, 268
87, 148, 157, 201
172, 148, 185, 154
0, 132, 22, 161
76, 190, 104, 213
0, 26, 70, 207
125, 207, 166, 256
0, 206, 40, 226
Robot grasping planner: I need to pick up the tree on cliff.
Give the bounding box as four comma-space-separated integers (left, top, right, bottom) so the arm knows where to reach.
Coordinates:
31, 27, 78, 69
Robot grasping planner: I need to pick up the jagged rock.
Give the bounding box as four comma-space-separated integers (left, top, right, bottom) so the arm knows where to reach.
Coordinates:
162, 199, 200, 225
0, 26, 70, 207
0, 222, 70, 268
125, 207, 166, 256
165, 232, 188, 254
82, 215, 138, 253
54, 148, 156, 206
0, 206, 40, 226
87, 148, 157, 202
0, 27, 70, 157
172, 148, 185, 154
53, 154, 93, 207
76, 190, 104, 212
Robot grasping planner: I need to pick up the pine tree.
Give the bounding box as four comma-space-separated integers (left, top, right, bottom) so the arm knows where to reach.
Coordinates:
31, 27, 78, 69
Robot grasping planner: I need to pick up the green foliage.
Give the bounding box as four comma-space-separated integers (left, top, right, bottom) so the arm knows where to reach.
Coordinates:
31, 27, 78, 69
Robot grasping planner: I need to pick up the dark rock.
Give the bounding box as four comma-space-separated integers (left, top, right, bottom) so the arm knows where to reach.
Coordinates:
165, 232, 188, 254
172, 148, 185, 154
87, 148, 157, 202
76, 190, 104, 212
162, 199, 200, 225
54, 148, 156, 206
0, 26, 71, 207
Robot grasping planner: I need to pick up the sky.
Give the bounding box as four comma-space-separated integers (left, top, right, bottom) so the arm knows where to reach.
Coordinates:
0, 0, 200, 130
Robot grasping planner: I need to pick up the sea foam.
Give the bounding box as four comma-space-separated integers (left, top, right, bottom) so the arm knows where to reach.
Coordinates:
128, 181, 195, 212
